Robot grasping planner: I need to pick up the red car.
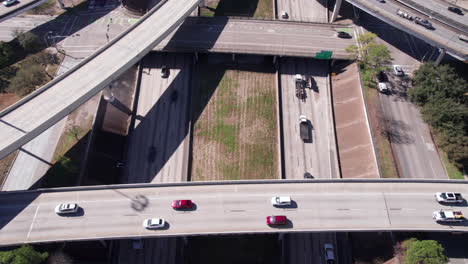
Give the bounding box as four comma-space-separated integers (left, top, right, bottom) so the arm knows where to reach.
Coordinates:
266, 215, 287, 226
172, 200, 193, 209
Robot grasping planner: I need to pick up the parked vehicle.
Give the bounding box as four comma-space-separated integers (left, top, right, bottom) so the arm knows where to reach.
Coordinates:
304, 172, 314, 179
2, 0, 17, 6
266, 215, 287, 226
414, 17, 433, 29
271, 196, 292, 206
299, 115, 309, 142
433, 209, 464, 222
55, 203, 79, 215
172, 200, 193, 209
448, 6, 463, 15
435, 192, 464, 203
281, 11, 289, 19
337, 31, 352, 39
295, 74, 306, 100
143, 218, 165, 229
397, 9, 413, 20
393, 65, 404, 76
324, 243, 336, 264
378, 82, 389, 94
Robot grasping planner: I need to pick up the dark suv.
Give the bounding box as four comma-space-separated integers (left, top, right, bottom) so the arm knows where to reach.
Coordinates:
448, 6, 463, 15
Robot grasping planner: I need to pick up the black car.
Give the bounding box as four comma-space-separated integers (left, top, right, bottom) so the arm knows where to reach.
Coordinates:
414, 17, 433, 29
304, 172, 314, 179
448, 6, 463, 15
337, 31, 352, 39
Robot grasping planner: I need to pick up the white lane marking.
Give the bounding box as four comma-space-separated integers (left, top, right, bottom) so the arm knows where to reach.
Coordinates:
26, 205, 40, 240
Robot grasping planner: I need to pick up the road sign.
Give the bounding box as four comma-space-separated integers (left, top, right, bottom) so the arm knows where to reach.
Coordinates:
315, 50, 333, 59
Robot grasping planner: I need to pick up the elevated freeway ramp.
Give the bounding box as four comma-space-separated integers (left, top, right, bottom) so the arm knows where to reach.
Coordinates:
0, 0, 202, 160
0, 179, 467, 246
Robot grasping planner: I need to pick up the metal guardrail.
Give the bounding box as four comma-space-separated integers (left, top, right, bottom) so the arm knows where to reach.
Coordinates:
1, 178, 466, 195
394, 0, 468, 34
0, 0, 169, 119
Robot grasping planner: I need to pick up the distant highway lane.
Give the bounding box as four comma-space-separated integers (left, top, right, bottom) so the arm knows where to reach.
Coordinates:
154, 17, 357, 59
1, 181, 467, 246
0, 0, 202, 161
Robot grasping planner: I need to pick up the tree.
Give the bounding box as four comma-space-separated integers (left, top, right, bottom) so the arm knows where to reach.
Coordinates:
0, 41, 16, 68
345, 32, 392, 86
399, 239, 448, 264
0, 245, 48, 264
13, 30, 42, 53
6, 63, 47, 96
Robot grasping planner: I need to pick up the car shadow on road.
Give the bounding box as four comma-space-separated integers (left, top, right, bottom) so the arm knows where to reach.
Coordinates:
59, 207, 85, 217
274, 200, 298, 209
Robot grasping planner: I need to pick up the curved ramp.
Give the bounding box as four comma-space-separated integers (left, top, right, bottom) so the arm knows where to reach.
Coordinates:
0, 0, 202, 160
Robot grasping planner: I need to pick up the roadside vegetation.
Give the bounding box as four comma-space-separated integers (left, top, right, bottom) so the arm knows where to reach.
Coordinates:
200, 0, 272, 19
0, 245, 48, 264
191, 63, 278, 181
409, 62, 467, 179
346, 32, 398, 178
395, 238, 448, 264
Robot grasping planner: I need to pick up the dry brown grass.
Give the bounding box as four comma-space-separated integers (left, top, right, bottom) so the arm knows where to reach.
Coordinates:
191, 64, 278, 181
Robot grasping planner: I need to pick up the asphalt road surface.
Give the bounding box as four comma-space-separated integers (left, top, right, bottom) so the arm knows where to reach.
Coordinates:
347, 0, 468, 58
276, 0, 328, 22
279, 58, 339, 179
1, 181, 467, 246
359, 14, 447, 179
125, 53, 192, 183
155, 17, 356, 59
284, 233, 336, 264
0, 0, 201, 161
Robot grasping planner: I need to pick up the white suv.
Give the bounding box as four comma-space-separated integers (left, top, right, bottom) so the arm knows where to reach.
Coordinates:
393, 65, 404, 76
324, 243, 336, 264
55, 203, 79, 215
271, 196, 291, 206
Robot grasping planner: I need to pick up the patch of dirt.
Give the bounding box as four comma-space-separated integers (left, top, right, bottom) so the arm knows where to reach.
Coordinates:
0, 93, 19, 111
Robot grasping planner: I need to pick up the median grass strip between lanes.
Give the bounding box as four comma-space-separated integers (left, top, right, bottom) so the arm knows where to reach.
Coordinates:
191, 63, 278, 181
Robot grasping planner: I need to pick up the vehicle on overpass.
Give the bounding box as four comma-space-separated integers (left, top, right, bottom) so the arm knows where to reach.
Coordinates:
435, 192, 464, 203
271, 196, 292, 206
448, 6, 463, 15
143, 218, 165, 229
295, 74, 306, 100
172, 199, 193, 209
2, 0, 17, 6
337, 31, 352, 39
414, 17, 433, 29
433, 209, 464, 222
299, 115, 310, 142
55, 203, 79, 215
266, 215, 287, 226
396, 9, 413, 20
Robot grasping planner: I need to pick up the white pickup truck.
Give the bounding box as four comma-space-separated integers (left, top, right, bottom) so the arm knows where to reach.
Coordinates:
434, 192, 464, 203
433, 210, 464, 222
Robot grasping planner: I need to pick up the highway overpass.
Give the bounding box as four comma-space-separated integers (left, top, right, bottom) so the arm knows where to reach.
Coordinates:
154, 17, 357, 59
0, 0, 47, 23
0, 179, 467, 246
0, 0, 202, 161
342, 0, 468, 61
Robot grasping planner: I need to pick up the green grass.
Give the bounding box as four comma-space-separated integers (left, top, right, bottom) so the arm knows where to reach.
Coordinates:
441, 151, 464, 179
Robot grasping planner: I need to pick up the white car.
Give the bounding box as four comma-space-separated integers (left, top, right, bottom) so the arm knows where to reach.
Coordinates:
281, 11, 288, 19
271, 196, 291, 206
143, 218, 165, 229
2, 0, 17, 6
393, 65, 404, 76
55, 203, 79, 215
378, 82, 388, 93
324, 243, 336, 264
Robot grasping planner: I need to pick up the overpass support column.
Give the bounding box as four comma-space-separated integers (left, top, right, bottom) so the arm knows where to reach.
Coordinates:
194, 52, 198, 63
183, 237, 188, 245
232, 53, 236, 62
278, 233, 284, 241
434, 48, 445, 66
330, 0, 343, 23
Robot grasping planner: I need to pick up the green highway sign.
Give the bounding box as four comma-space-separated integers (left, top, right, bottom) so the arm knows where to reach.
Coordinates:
315, 50, 333, 59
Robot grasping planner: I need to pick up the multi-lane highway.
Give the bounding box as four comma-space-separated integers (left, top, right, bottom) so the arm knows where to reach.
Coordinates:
276, 0, 328, 22
1, 180, 467, 246
154, 17, 357, 59
0, 0, 202, 161
347, 0, 468, 59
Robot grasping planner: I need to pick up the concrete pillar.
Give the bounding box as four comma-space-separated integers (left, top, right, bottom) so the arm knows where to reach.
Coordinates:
434, 48, 445, 66
183, 236, 188, 245
278, 233, 284, 241
194, 52, 198, 63
232, 53, 236, 61
330, 0, 343, 23
273, 55, 277, 64
99, 240, 107, 247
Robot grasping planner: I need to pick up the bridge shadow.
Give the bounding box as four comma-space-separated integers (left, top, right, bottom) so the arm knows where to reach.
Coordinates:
161, 16, 228, 55
0, 191, 40, 231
